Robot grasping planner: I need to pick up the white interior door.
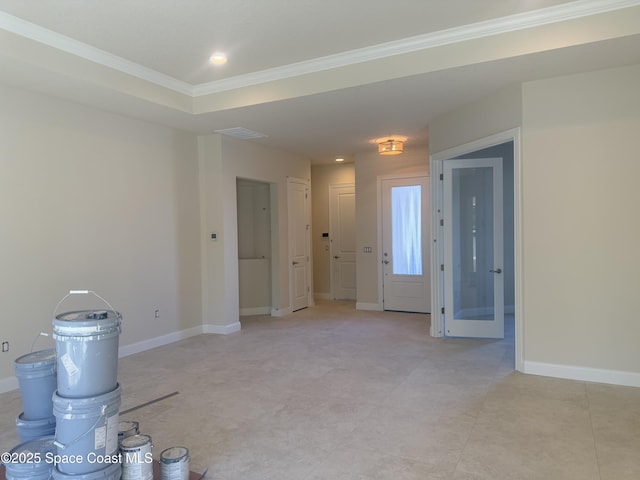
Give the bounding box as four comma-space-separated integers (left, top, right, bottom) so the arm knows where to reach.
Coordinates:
381, 176, 430, 313
443, 158, 504, 338
330, 184, 356, 300
288, 178, 310, 312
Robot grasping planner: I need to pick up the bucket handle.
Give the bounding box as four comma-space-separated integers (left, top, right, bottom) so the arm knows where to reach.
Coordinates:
53, 290, 119, 319
54, 404, 110, 450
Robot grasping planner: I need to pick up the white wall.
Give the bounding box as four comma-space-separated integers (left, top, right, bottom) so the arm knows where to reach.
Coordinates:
310, 163, 356, 298
199, 134, 310, 326
0, 84, 202, 386
354, 146, 429, 308
521, 63, 640, 382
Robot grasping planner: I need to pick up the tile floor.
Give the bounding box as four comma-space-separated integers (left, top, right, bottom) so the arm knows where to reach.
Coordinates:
1, 300, 639, 479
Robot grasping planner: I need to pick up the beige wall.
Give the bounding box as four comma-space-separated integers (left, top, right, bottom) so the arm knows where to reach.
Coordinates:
522, 64, 640, 374
354, 147, 429, 308
0, 84, 202, 384
429, 84, 522, 155
199, 134, 310, 326
310, 163, 356, 297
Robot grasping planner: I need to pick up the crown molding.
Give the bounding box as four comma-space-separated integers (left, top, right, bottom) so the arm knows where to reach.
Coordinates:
2, 0, 639, 99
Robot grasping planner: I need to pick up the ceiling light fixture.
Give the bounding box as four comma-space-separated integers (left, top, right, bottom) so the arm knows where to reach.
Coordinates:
377, 137, 406, 155
209, 53, 227, 65
335, 158, 345, 162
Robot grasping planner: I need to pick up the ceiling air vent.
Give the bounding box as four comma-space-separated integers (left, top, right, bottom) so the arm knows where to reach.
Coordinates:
214, 127, 268, 140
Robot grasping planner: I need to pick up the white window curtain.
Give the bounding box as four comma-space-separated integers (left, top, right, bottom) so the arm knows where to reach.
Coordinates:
391, 185, 422, 275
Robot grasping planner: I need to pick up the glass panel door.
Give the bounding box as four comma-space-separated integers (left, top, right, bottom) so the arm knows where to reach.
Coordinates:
444, 158, 504, 338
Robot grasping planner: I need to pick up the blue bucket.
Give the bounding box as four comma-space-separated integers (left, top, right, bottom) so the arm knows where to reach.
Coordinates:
15, 413, 56, 442
53, 310, 121, 398
14, 348, 57, 420
52, 462, 122, 480
4, 436, 55, 480
52, 384, 121, 475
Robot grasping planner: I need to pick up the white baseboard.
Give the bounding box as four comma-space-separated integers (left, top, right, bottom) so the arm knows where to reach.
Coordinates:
271, 306, 293, 317
523, 361, 640, 388
203, 322, 241, 335
118, 325, 203, 358
314, 293, 332, 300
356, 302, 383, 311
0, 375, 18, 394
239, 306, 271, 316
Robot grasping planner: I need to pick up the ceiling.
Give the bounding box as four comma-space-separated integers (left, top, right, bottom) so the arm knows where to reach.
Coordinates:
1, 0, 640, 164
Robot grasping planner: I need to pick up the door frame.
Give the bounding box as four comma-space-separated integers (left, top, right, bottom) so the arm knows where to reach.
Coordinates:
376, 171, 430, 312
430, 128, 523, 372
329, 183, 356, 300
287, 177, 313, 312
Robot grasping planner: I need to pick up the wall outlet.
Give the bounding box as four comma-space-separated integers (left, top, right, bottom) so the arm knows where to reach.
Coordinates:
2, 341, 8, 352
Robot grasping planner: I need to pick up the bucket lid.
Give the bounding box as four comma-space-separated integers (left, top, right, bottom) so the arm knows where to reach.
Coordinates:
14, 348, 56, 368
16, 412, 57, 427
9, 435, 56, 459
52, 384, 121, 417
121, 434, 152, 449
160, 446, 189, 463
53, 310, 121, 335
118, 420, 139, 433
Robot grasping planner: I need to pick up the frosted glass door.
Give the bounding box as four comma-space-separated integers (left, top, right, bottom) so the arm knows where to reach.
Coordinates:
444, 158, 503, 338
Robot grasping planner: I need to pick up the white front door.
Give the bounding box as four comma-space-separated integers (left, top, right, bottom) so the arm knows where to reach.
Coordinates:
381, 176, 430, 313
330, 184, 356, 300
288, 178, 310, 312
443, 158, 504, 338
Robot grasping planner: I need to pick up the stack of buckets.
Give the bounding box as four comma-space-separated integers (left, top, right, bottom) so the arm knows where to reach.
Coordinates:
7, 309, 123, 480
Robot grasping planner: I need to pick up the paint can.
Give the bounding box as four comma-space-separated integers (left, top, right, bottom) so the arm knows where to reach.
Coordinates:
51, 462, 121, 480
3, 436, 55, 480
13, 348, 57, 420
52, 384, 121, 475
121, 434, 153, 480
160, 446, 190, 480
53, 309, 121, 398
118, 420, 140, 446
15, 413, 56, 442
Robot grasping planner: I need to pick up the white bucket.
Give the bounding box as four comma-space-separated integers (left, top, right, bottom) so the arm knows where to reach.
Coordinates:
15, 413, 56, 442
4, 436, 55, 480
118, 420, 140, 446
52, 384, 121, 475
14, 349, 57, 420
52, 462, 121, 480
121, 434, 153, 480
160, 446, 190, 480
53, 310, 121, 398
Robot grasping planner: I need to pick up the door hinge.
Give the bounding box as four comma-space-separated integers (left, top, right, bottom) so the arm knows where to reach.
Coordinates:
441, 307, 445, 314
440, 219, 444, 226
440, 264, 444, 271
439, 173, 443, 181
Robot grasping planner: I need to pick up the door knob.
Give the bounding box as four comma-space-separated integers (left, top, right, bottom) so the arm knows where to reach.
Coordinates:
293, 261, 299, 265
490, 268, 502, 274
333, 256, 340, 259
383, 260, 390, 265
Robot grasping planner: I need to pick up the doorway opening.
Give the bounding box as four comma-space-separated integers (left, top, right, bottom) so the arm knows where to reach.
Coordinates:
430, 129, 522, 371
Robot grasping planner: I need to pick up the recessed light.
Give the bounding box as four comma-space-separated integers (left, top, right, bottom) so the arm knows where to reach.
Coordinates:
209, 53, 227, 65
335, 158, 345, 162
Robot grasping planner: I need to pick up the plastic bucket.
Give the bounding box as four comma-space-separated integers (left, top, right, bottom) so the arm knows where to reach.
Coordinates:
53, 310, 121, 398
160, 446, 190, 480
4, 436, 55, 480
15, 413, 56, 442
52, 462, 121, 480
14, 348, 57, 420
121, 434, 153, 480
52, 385, 121, 475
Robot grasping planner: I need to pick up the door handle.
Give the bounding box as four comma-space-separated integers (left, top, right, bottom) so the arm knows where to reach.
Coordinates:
383, 260, 390, 265
490, 268, 502, 274
333, 256, 340, 259
292, 261, 299, 265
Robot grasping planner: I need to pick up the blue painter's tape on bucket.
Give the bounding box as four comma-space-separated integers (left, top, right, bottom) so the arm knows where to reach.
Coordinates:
53, 310, 121, 398
15, 413, 56, 443
14, 348, 57, 420
4, 436, 55, 480
52, 462, 122, 480
53, 384, 121, 475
